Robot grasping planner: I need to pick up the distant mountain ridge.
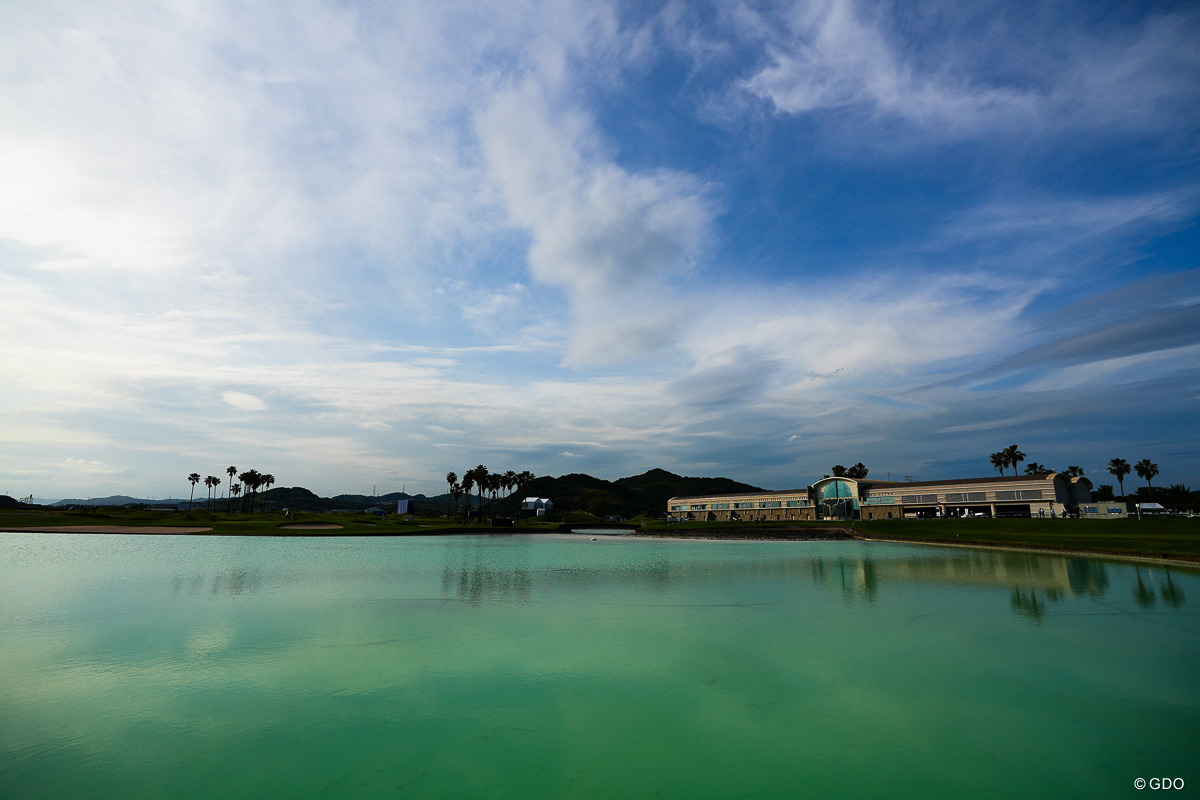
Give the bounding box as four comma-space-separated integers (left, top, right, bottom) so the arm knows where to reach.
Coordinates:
53, 495, 183, 507
520, 468, 762, 517
28, 469, 761, 517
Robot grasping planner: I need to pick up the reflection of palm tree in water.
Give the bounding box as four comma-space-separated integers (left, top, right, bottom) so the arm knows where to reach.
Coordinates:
1133, 567, 1157, 609
1010, 588, 1063, 623
1161, 569, 1186, 608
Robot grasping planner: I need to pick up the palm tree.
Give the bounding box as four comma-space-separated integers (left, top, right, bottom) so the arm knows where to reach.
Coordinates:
989, 452, 1006, 477
239, 470, 261, 513
445, 472, 458, 518
515, 470, 535, 516
471, 465, 488, 523
187, 473, 201, 510
1024, 462, 1048, 475
503, 470, 518, 511
230, 484, 242, 511
260, 474, 275, 512
1134, 459, 1159, 492
845, 463, 868, 479
1002, 445, 1025, 477
461, 470, 475, 522
205, 476, 220, 510
1065, 466, 1084, 477
450, 481, 463, 522
830, 465, 847, 477
1108, 458, 1130, 498
487, 472, 502, 522
226, 466, 237, 513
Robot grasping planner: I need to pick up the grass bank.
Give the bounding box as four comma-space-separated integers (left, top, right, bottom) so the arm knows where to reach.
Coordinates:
635, 516, 1200, 563
5, 508, 1199, 564
0, 507, 564, 536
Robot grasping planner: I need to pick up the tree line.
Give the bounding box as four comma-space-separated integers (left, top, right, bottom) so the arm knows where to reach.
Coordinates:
443, 466, 536, 523
187, 467, 275, 513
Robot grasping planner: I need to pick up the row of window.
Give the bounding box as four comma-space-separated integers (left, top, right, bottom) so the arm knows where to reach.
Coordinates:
995, 490, 1045, 501
671, 499, 810, 511
675, 487, 1049, 512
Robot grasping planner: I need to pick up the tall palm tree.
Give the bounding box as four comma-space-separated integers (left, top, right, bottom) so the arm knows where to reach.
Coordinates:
503, 470, 518, 510
450, 481, 463, 521
260, 474, 275, 512
187, 473, 201, 510
230, 484, 242, 511
1108, 458, 1131, 499
517, 471, 535, 501
486, 472, 501, 522
470, 465, 488, 523
226, 466, 237, 513
461, 471, 475, 522
239, 470, 261, 513
206, 476, 220, 510
1002, 444, 1025, 477
1065, 466, 1084, 477
1134, 459, 1159, 492
989, 452, 1006, 477
445, 472, 458, 518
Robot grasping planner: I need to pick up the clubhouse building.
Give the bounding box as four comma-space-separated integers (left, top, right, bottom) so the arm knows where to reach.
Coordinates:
668, 473, 1095, 522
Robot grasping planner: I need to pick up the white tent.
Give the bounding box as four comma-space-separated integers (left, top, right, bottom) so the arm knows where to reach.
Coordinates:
521, 497, 554, 516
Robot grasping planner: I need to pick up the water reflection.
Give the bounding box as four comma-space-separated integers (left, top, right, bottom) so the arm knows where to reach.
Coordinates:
442, 566, 533, 605
426, 537, 1191, 626
170, 568, 264, 597
1010, 588, 1064, 623
1161, 570, 1186, 608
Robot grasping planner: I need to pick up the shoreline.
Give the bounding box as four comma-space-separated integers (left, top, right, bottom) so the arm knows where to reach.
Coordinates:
4, 524, 1198, 567
635, 527, 1200, 568
10, 525, 215, 534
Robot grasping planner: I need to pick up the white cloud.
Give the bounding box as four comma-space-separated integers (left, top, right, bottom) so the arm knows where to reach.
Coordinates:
739, 0, 1033, 133
221, 392, 268, 412
476, 83, 714, 366
736, 0, 1200, 141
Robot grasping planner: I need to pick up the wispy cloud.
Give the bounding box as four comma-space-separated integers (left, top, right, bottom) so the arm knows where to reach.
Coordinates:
1, 0, 1197, 497
477, 83, 713, 366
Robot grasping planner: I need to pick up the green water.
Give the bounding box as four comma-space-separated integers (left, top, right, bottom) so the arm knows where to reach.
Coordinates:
1, 533, 1196, 799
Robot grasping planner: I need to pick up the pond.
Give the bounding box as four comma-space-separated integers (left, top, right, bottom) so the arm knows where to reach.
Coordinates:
1, 533, 1196, 799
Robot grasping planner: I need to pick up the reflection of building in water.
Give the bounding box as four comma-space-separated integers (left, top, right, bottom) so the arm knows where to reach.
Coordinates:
669, 473, 1094, 521
810, 553, 1111, 601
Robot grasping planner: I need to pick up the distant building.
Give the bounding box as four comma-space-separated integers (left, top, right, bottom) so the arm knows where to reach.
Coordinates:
1080, 503, 1127, 519
521, 497, 554, 517
669, 473, 1093, 522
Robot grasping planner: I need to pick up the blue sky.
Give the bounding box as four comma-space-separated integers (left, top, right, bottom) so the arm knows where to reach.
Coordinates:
2, 0, 1198, 500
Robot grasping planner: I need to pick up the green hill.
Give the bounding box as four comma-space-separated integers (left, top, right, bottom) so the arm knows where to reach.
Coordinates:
521, 468, 762, 518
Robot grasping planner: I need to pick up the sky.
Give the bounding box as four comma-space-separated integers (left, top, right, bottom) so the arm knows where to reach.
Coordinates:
2, 0, 1199, 501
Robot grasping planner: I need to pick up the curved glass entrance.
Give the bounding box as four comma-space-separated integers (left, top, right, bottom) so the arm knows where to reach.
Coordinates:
818, 479, 860, 520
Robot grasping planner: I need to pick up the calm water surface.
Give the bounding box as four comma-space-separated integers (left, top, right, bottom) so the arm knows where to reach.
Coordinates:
1, 533, 1196, 799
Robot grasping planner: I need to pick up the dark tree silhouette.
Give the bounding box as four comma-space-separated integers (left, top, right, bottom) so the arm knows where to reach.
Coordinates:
1107, 458, 1130, 499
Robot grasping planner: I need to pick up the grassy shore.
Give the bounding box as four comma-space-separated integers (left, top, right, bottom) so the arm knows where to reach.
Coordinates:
636, 516, 1200, 563
4, 507, 1199, 564
0, 506, 566, 536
